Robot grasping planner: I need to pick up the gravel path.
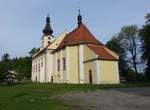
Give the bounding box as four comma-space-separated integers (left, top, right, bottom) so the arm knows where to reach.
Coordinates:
59, 87, 150, 110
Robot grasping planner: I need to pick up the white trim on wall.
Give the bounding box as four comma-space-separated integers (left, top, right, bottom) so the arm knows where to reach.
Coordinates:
60, 50, 63, 80
96, 60, 100, 84
55, 52, 58, 75
44, 53, 47, 82
66, 47, 70, 83
35, 61, 38, 82
79, 45, 84, 83
116, 62, 120, 83
47, 51, 53, 82
31, 61, 34, 81
31, 61, 33, 81
39, 55, 45, 83
39, 59, 42, 82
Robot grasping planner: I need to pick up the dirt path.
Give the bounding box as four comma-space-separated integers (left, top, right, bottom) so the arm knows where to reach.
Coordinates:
59, 87, 150, 110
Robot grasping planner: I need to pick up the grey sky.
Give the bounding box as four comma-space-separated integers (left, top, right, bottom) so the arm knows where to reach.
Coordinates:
0, 0, 149, 58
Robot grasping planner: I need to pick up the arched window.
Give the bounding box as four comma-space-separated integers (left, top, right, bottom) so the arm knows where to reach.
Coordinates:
41, 61, 43, 67
34, 65, 35, 72
57, 59, 60, 71
36, 64, 37, 72
63, 57, 66, 70
38, 63, 40, 72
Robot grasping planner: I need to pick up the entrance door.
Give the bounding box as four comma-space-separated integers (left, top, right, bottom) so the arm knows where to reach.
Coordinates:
51, 76, 53, 83
89, 70, 92, 83
35, 76, 37, 82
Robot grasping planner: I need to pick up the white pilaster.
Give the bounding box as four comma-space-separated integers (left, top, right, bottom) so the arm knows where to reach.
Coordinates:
39, 59, 42, 82
39, 60, 42, 82
79, 45, 84, 83
60, 50, 63, 80
47, 51, 53, 82
35, 61, 38, 82
33, 61, 35, 81
66, 47, 70, 83
116, 62, 120, 83
96, 60, 100, 84
31, 62, 35, 81
55, 52, 58, 74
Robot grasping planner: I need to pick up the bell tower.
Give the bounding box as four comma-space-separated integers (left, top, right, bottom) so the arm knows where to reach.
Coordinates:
42, 15, 54, 48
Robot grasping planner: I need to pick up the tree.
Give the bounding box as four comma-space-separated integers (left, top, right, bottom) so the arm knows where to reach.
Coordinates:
14, 57, 31, 80
140, 13, 150, 81
106, 36, 129, 77
106, 36, 124, 55
0, 61, 7, 82
145, 13, 150, 24
0, 53, 12, 82
29, 48, 40, 56
125, 69, 137, 82
2, 53, 10, 62
118, 25, 140, 80
0, 52, 32, 82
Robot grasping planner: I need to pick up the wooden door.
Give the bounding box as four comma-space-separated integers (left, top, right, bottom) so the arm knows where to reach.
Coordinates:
89, 70, 92, 83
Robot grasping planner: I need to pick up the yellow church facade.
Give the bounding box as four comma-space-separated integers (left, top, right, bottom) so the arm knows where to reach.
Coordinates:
31, 13, 120, 84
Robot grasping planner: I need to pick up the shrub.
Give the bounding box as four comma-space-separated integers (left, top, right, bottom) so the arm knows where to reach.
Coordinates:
124, 69, 137, 82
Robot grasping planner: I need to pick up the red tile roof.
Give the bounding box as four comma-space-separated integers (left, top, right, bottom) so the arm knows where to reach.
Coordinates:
56, 23, 103, 50
54, 23, 118, 61
87, 44, 118, 61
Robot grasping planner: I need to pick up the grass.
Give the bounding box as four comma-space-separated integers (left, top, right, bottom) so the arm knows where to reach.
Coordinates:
0, 82, 150, 110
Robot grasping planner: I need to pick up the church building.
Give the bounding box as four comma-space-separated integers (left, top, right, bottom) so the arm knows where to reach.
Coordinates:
31, 12, 120, 84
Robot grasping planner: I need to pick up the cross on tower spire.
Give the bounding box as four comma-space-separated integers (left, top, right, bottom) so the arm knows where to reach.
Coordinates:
77, 9, 82, 27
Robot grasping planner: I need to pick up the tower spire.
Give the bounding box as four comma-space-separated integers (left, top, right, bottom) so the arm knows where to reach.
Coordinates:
77, 9, 82, 27
43, 15, 53, 35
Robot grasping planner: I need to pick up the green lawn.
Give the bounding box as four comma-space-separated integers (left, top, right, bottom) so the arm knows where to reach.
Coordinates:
0, 82, 150, 110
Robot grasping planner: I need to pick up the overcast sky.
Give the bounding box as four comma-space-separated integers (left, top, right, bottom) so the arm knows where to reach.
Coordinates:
0, 0, 149, 58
